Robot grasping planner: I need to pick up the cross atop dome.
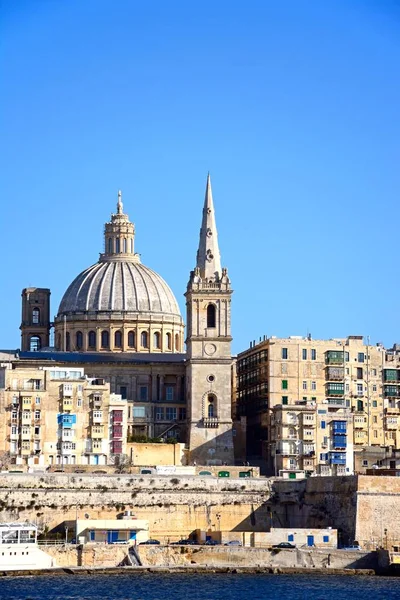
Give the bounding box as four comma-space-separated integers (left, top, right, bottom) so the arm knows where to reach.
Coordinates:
117, 190, 123, 215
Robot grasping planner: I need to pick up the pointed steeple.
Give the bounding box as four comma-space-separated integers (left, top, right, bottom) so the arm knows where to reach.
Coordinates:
196, 174, 222, 280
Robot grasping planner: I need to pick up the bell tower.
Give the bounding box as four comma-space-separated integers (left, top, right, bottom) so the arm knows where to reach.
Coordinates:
185, 174, 234, 465
20, 287, 51, 351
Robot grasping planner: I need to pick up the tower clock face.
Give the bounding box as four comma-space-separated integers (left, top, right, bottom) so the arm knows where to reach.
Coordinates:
204, 343, 217, 356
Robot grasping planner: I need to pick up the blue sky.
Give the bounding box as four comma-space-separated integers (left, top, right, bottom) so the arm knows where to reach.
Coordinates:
1, 0, 399, 354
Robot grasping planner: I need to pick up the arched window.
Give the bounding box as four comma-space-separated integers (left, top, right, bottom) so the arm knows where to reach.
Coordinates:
116, 238, 120, 253
141, 331, 148, 348
76, 331, 83, 350
88, 330, 96, 348
208, 395, 216, 418
32, 308, 40, 324
66, 332, 70, 351
153, 332, 160, 349
108, 238, 112, 253
101, 330, 109, 348
123, 238, 127, 253
130, 239, 133, 253
56, 334, 61, 350
175, 333, 179, 351
30, 336, 41, 352
207, 304, 216, 328
166, 332, 172, 350
114, 330, 122, 348
128, 330, 135, 348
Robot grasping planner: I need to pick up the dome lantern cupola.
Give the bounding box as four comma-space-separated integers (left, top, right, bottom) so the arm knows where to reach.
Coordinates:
101, 190, 139, 262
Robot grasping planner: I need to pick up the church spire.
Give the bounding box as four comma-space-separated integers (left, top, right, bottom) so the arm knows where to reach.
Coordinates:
196, 173, 222, 280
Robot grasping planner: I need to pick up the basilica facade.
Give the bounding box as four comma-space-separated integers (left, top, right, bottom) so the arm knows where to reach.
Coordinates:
10, 176, 235, 465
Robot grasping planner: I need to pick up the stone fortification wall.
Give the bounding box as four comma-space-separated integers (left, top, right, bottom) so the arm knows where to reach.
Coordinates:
41, 543, 377, 571
0, 474, 272, 539
355, 476, 400, 550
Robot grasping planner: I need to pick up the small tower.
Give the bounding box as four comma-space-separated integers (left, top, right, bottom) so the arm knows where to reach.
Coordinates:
185, 174, 234, 465
101, 190, 138, 260
20, 288, 51, 351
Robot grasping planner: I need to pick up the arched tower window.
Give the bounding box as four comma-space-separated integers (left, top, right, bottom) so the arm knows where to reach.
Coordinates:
32, 308, 40, 324
30, 336, 41, 352
207, 304, 216, 328
101, 330, 109, 348
153, 332, 160, 349
166, 332, 172, 350
76, 331, 83, 350
123, 238, 127, 253
130, 239, 133, 253
116, 238, 120, 253
141, 331, 148, 348
207, 394, 216, 418
175, 333, 179, 351
108, 238, 112, 253
88, 330, 96, 348
128, 331, 135, 348
114, 330, 122, 348
66, 332, 70, 351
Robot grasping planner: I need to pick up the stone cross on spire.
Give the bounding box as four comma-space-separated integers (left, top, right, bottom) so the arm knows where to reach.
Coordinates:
196, 173, 222, 280
117, 190, 123, 215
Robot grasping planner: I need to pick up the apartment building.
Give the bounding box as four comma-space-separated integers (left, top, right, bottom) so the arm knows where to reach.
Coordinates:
0, 364, 127, 467
237, 336, 399, 475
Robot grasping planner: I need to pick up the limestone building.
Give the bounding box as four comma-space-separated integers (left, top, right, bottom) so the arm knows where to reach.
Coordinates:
236, 336, 400, 475
2, 176, 234, 466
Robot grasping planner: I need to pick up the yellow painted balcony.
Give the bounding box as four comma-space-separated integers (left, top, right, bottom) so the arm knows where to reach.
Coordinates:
91, 427, 104, 439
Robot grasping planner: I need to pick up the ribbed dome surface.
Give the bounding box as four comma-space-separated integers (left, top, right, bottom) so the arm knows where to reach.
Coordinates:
58, 261, 181, 317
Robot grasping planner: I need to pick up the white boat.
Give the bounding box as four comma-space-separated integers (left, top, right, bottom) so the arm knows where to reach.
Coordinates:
0, 522, 55, 570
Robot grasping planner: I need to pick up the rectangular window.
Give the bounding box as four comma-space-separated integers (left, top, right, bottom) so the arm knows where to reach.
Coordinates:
372, 369, 377, 377
311, 381, 316, 391
302, 349, 307, 360
302, 381, 307, 390
34, 410, 40, 420
179, 407, 186, 420
358, 353, 365, 363
155, 407, 165, 420
166, 386, 174, 402
357, 383, 363, 394
282, 396, 288, 405
34, 426, 40, 435
166, 407, 177, 421
372, 385, 377, 392
373, 430, 378, 439
93, 410, 102, 419
321, 421, 326, 429
77, 399, 82, 407
372, 400, 377, 408
133, 406, 145, 418
323, 535, 329, 543
120, 386, 127, 399
373, 416, 377, 423
282, 348, 288, 360
35, 397, 40, 405
288, 534, 294, 542
139, 386, 148, 402
357, 368, 363, 379
282, 380, 288, 390
311, 349, 316, 360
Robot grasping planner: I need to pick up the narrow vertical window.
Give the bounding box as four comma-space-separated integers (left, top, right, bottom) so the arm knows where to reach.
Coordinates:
108, 238, 112, 253
76, 331, 83, 350
114, 330, 122, 348
166, 332, 172, 350
282, 348, 288, 360
123, 238, 127, 253
66, 332, 70, 351
175, 333, 179, 351
207, 304, 216, 328
302, 349, 307, 360
128, 331, 135, 348
32, 308, 40, 324
88, 331, 96, 348
101, 330, 109, 348
153, 332, 160, 349
141, 331, 148, 348
116, 238, 120, 253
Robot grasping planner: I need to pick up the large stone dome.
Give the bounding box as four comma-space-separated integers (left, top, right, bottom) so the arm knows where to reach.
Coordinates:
58, 260, 181, 317
54, 191, 184, 353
